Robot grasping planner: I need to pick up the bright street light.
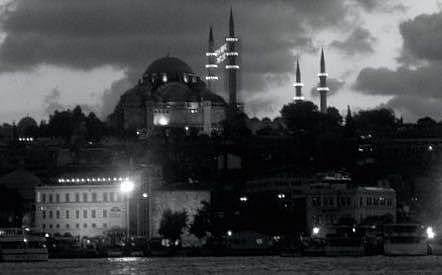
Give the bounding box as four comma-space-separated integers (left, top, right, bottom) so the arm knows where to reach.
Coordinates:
240, 196, 248, 202
427, 226, 436, 239
312, 227, 320, 236
120, 180, 135, 193
142, 193, 148, 198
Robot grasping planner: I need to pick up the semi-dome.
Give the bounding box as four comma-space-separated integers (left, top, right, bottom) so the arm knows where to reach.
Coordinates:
144, 56, 194, 76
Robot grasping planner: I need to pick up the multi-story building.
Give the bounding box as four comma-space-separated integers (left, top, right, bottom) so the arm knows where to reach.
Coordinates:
35, 177, 129, 238
306, 184, 396, 232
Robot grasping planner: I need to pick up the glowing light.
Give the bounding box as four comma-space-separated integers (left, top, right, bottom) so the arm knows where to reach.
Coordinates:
227, 230, 233, 237
317, 87, 330, 92
312, 227, 320, 235
205, 64, 218, 68
428, 145, 434, 151
225, 65, 240, 69
23, 238, 27, 243
44, 233, 50, 238
162, 74, 168, 82
427, 226, 436, 239
318, 72, 328, 77
206, 52, 217, 56
184, 126, 189, 131
157, 116, 169, 126
293, 96, 305, 101
142, 193, 148, 198
120, 180, 135, 193
352, 227, 356, 233
226, 37, 239, 42
240, 196, 248, 202
226, 52, 239, 56
205, 76, 219, 80
277, 193, 286, 199
293, 83, 304, 87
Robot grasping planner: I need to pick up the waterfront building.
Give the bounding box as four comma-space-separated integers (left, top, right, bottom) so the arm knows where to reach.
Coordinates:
35, 177, 130, 238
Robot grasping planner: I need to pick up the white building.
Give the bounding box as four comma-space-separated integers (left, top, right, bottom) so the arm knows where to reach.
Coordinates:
35, 177, 130, 238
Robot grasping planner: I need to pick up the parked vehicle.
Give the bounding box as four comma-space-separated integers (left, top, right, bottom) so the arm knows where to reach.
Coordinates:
0, 228, 48, 262
383, 224, 429, 256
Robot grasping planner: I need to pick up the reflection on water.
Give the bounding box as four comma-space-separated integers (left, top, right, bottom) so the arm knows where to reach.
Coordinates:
2, 256, 442, 274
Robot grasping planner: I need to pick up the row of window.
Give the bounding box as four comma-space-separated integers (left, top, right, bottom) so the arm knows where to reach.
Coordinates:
312, 196, 394, 208
42, 223, 108, 230
42, 209, 109, 219
40, 192, 122, 204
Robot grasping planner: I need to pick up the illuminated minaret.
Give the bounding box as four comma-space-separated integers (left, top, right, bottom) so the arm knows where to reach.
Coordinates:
293, 59, 304, 102
317, 48, 329, 113
225, 7, 239, 111
205, 26, 218, 89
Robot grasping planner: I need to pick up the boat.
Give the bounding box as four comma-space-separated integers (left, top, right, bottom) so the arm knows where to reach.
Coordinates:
383, 224, 429, 256
0, 228, 48, 261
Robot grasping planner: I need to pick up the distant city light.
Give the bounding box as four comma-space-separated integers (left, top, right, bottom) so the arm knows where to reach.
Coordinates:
352, 227, 356, 233
240, 196, 248, 202
227, 230, 233, 237
317, 87, 330, 92
44, 233, 50, 238
317, 72, 329, 77
293, 83, 304, 87
142, 193, 148, 198
277, 193, 285, 199
205, 64, 218, 68
225, 37, 239, 42
225, 65, 240, 69
428, 145, 434, 151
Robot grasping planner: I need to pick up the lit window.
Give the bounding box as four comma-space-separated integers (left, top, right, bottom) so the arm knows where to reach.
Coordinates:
75, 193, 80, 202
66, 224, 70, 229
49, 211, 53, 219
83, 223, 87, 228
103, 209, 107, 218
91, 210, 96, 218
92, 193, 97, 202
103, 223, 107, 228
42, 211, 46, 219
83, 193, 88, 202
92, 223, 96, 228
76, 210, 80, 219
103, 192, 108, 202
76, 224, 80, 229
42, 194, 46, 203
49, 194, 53, 203
110, 192, 115, 202
65, 193, 70, 202
56, 194, 60, 203
56, 211, 60, 219
83, 210, 87, 218
66, 210, 69, 219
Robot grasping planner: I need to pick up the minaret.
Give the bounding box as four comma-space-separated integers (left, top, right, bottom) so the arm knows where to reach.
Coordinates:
226, 7, 239, 111
205, 26, 218, 89
293, 59, 304, 102
317, 48, 329, 113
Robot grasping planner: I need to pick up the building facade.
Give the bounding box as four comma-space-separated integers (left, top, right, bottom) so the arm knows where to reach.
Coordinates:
35, 178, 128, 238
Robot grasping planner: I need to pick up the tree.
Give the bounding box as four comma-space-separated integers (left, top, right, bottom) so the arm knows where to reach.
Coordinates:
353, 108, 397, 135
280, 101, 321, 133
158, 209, 188, 243
190, 201, 226, 239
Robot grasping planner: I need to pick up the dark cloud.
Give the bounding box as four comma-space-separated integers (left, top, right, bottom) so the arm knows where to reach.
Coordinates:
383, 95, 442, 122
399, 12, 442, 62
354, 63, 442, 98
354, 10, 442, 121
0, 0, 373, 116
352, 0, 407, 12
330, 27, 376, 55
310, 78, 345, 97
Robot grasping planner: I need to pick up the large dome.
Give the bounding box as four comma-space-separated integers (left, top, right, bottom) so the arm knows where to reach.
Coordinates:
145, 56, 194, 76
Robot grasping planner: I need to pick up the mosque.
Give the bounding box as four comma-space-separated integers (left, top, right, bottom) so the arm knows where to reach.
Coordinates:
110, 9, 331, 135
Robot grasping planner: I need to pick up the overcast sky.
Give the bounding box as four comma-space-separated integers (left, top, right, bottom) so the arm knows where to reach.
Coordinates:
1, 0, 442, 123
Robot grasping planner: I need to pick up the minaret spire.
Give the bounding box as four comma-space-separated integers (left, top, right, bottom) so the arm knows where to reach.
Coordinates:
317, 48, 329, 113
205, 26, 218, 89
229, 7, 235, 36
293, 58, 304, 102
226, 7, 240, 112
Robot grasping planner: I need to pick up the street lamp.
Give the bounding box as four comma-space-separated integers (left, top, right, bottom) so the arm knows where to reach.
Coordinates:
120, 180, 135, 238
